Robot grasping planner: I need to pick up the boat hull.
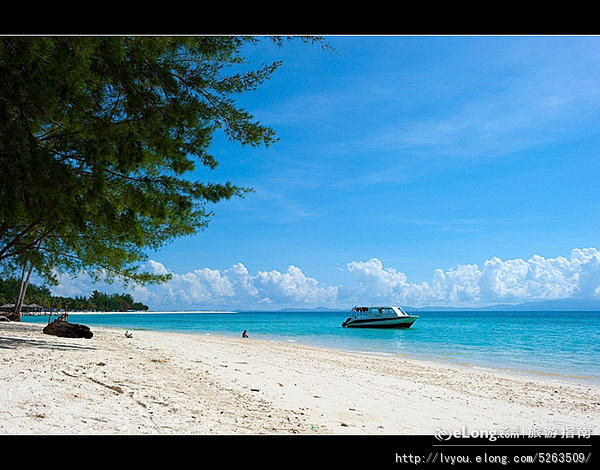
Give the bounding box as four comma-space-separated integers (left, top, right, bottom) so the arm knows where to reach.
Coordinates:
342, 316, 418, 328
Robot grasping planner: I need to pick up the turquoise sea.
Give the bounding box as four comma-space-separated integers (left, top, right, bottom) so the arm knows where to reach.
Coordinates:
23, 310, 600, 383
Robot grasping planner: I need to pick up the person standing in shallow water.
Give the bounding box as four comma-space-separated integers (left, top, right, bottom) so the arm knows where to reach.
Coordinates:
242, 330, 248, 338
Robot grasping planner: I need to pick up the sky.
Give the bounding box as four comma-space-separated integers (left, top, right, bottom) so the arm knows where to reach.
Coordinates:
49, 36, 600, 310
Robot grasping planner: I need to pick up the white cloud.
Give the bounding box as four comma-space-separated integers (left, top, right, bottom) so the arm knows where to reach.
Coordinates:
254, 265, 338, 305
44, 248, 600, 310
431, 264, 480, 304
345, 258, 432, 305
145, 259, 169, 275
62, 262, 338, 310
571, 248, 600, 298
479, 257, 529, 302
49, 272, 93, 298
344, 248, 600, 307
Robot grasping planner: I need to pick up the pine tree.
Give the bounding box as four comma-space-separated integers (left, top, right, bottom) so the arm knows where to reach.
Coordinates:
0, 36, 325, 319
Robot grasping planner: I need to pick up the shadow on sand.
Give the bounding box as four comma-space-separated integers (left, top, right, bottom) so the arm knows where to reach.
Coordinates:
0, 326, 96, 351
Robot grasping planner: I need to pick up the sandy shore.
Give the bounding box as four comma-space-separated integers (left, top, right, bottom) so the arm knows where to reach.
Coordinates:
1, 322, 599, 435
23, 310, 237, 316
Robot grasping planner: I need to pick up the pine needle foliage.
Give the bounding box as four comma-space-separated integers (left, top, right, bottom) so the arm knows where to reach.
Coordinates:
0, 36, 318, 286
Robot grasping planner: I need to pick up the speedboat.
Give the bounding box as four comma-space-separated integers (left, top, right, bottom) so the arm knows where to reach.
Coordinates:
341, 306, 418, 328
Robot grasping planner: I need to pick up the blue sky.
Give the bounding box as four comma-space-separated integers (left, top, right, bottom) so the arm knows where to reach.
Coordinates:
51, 36, 600, 309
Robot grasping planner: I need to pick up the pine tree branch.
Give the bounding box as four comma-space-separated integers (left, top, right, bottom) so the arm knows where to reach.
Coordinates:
0, 222, 40, 260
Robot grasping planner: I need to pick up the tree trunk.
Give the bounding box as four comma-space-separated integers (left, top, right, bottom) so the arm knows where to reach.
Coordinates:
12, 239, 43, 322
11, 264, 28, 322
13, 263, 34, 321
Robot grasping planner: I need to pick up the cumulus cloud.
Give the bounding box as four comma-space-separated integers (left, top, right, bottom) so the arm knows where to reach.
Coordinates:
344, 248, 600, 307
571, 248, 600, 297
345, 258, 432, 305
45, 248, 600, 309
49, 271, 95, 298
431, 264, 480, 304
82, 261, 339, 310
254, 265, 338, 305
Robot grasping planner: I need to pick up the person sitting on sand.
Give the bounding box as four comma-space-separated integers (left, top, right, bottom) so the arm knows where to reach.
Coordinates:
242, 330, 248, 338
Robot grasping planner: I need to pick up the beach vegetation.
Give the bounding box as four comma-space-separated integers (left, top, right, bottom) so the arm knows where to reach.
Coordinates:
0, 276, 148, 312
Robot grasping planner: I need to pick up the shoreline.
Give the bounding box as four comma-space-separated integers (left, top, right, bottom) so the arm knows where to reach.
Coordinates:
168, 331, 600, 387
23, 310, 237, 315
2, 321, 599, 434
21, 315, 600, 386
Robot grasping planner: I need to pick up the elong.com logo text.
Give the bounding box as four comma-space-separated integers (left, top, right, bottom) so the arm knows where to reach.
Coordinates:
435, 426, 520, 442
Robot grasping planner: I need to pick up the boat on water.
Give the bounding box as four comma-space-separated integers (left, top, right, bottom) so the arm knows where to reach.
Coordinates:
341, 306, 418, 328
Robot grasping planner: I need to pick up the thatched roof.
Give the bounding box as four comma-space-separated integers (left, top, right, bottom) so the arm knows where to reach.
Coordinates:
0, 303, 47, 310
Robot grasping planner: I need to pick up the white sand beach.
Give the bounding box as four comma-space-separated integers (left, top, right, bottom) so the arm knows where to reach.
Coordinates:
1, 322, 598, 435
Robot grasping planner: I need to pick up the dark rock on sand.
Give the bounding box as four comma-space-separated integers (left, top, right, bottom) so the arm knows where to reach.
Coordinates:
43, 320, 93, 339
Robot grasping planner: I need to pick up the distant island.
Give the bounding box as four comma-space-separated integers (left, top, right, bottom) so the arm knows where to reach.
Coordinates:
409, 298, 600, 312
0, 277, 149, 312
246, 298, 600, 313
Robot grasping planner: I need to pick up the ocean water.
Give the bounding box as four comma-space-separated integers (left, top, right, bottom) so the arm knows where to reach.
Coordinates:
23, 310, 600, 383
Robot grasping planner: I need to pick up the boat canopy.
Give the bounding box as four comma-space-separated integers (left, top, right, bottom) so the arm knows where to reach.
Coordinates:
351, 306, 408, 316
